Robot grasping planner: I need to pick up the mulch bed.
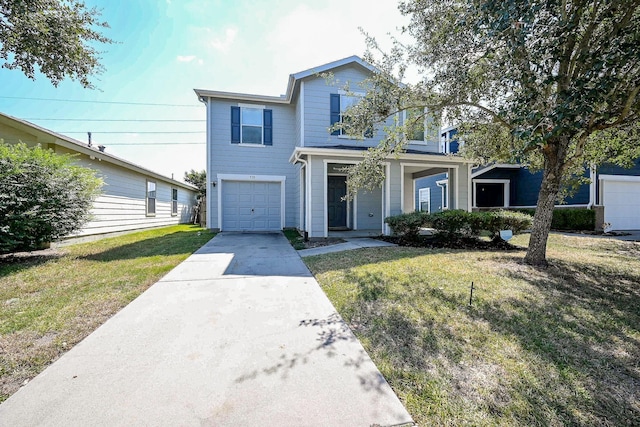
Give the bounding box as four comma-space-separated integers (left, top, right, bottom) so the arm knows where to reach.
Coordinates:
378, 235, 523, 251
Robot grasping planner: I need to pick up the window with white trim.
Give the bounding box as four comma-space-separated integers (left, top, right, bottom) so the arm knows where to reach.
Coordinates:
171, 188, 178, 216
146, 180, 156, 216
231, 106, 273, 145
330, 92, 372, 138
405, 108, 425, 142
419, 188, 431, 212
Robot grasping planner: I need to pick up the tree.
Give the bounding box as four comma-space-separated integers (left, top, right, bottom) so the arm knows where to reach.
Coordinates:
184, 169, 206, 197
0, 0, 112, 88
339, 0, 640, 266
0, 142, 103, 252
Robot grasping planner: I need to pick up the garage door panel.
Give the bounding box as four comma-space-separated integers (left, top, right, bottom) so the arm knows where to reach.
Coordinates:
222, 180, 282, 231
603, 180, 640, 230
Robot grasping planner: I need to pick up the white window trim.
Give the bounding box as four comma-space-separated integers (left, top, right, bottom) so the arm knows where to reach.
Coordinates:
337, 90, 367, 139
216, 174, 286, 231
419, 188, 431, 213
146, 180, 157, 217
237, 103, 266, 145
403, 108, 427, 144
472, 179, 510, 208
436, 179, 448, 210
171, 187, 178, 216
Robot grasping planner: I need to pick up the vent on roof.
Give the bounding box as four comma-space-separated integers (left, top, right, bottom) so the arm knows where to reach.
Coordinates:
98, 145, 105, 152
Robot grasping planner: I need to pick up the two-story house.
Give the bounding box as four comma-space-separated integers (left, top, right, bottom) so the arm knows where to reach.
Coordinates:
195, 56, 473, 238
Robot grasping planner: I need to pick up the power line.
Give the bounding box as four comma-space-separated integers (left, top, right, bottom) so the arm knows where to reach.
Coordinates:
102, 142, 205, 146
60, 131, 205, 134
25, 118, 205, 122
0, 96, 202, 107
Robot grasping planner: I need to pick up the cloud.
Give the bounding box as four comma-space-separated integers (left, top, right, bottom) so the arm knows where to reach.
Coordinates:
177, 55, 197, 63
210, 27, 238, 53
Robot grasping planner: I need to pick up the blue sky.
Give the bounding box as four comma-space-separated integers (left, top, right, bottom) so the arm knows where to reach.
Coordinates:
0, 0, 408, 182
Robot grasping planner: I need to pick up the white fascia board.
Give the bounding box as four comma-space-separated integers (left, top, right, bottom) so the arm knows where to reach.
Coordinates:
195, 56, 378, 107
290, 146, 473, 163
599, 174, 640, 182
194, 89, 290, 104
471, 163, 522, 178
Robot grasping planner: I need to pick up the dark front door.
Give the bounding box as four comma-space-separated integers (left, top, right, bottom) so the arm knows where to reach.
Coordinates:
476, 183, 505, 207
328, 176, 347, 228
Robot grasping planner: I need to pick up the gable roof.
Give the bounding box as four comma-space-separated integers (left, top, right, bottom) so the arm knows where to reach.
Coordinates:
0, 112, 197, 191
194, 55, 376, 105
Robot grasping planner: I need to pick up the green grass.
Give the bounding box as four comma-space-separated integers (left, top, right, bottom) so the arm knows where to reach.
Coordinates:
283, 228, 306, 250
304, 233, 640, 426
0, 225, 215, 402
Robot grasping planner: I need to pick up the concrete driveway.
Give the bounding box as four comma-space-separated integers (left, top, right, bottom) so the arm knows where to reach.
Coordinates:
0, 232, 413, 427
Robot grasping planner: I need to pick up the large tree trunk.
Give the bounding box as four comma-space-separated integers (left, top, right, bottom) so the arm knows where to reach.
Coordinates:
523, 139, 568, 266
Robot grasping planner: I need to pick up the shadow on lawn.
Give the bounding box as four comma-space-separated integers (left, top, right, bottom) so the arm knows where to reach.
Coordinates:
82, 229, 214, 262
324, 256, 639, 425
478, 255, 640, 425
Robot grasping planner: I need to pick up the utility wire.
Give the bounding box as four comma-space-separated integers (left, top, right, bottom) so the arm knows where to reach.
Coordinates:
0, 96, 202, 107
25, 118, 205, 122
60, 131, 205, 134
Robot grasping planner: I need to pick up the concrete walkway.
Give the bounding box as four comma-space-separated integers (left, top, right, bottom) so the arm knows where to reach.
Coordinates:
299, 237, 397, 257
0, 233, 413, 427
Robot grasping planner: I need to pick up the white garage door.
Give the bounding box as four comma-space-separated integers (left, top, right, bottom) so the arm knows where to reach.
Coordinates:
222, 181, 282, 231
603, 179, 640, 230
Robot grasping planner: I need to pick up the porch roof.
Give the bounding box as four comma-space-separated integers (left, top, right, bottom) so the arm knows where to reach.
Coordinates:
289, 145, 474, 165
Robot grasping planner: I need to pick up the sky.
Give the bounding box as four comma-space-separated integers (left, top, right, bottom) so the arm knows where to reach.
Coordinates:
0, 0, 410, 183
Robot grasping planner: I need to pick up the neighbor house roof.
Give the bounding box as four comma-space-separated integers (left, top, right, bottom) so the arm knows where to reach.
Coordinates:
0, 112, 197, 191
194, 55, 376, 105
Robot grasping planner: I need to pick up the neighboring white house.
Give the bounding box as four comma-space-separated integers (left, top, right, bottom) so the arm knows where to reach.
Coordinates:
195, 56, 474, 237
0, 112, 198, 238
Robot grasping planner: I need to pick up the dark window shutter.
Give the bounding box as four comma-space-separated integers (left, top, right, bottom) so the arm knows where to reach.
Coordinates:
330, 94, 340, 135
263, 109, 273, 145
231, 106, 241, 143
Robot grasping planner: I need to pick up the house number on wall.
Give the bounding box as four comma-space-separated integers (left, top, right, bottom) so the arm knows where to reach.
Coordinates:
249, 176, 256, 180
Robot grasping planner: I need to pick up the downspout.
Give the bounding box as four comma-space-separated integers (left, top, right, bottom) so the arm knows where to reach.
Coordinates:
587, 164, 596, 209
293, 151, 310, 239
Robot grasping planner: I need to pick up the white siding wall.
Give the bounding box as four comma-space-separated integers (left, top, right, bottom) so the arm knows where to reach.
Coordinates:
64, 156, 197, 236
207, 100, 299, 229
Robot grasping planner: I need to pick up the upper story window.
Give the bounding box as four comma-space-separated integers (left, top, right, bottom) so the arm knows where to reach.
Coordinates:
146, 180, 156, 216
404, 108, 425, 142
330, 92, 372, 138
231, 105, 273, 145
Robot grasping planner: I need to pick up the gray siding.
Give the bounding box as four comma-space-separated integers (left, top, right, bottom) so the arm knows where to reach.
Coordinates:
65, 157, 196, 236
0, 121, 197, 238
207, 100, 299, 228
302, 65, 393, 149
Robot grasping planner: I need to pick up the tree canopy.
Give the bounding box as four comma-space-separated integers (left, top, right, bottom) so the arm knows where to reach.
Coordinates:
340, 0, 640, 265
0, 0, 112, 88
184, 169, 206, 197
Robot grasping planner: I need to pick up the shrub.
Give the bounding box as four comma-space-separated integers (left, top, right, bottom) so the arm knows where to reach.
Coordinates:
426, 210, 475, 238
384, 209, 533, 243
551, 208, 595, 230
0, 142, 103, 253
385, 211, 428, 240
513, 207, 595, 231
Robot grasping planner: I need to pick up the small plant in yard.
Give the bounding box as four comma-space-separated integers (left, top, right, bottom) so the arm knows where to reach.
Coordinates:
304, 234, 640, 426
0, 224, 214, 402
283, 228, 306, 250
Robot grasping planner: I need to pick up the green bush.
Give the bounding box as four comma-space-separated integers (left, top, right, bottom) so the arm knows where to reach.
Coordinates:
385, 209, 533, 242
385, 211, 428, 240
513, 208, 595, 231
0, 142, 103, 253
551, 208, 595, 230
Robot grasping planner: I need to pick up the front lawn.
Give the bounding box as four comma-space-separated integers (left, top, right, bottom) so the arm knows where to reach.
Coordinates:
0, 225, 215, 402
304, 233, 640, 426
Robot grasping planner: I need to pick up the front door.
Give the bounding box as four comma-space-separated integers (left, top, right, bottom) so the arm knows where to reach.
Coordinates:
328, 176, 347, 228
